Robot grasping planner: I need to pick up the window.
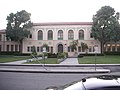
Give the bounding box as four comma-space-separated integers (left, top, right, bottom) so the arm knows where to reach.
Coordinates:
37, 47, 40, 52
15, 45, 18, 51
58, 30, 63, 40
78, 46, 81, 52
27, 46, 30, 52
0, 34, 2, 41
48, 30, 53, 40
68, 47, 70, 52
90, 33, 93, 38
79, 30, 84, 40
7, 45, 9, 51
11, 45, 14, 51
0, 45, 1, 51
117, 44, 120, 51
51, 47, 53, 53
68, 30, 74, 40
38, 30, 43, 40
29, 34, 32, 38
89, 46, 92, 52
47, 46, 49, 52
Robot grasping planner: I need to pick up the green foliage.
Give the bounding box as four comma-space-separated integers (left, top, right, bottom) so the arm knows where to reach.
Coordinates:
43, 52, 48, 57
31, 46, 37, 56
81, 42, 88, 50
70, 40, 78, 51
57, 52, 65, 59
92, 6, 120, 53
42, 43, 49, 52
63, 52, 68, 58
47, 53, 57, 58
6, 10, 33, 42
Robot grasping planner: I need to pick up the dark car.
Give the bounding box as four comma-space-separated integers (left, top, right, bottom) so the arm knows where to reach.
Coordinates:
46, 75, 120, 90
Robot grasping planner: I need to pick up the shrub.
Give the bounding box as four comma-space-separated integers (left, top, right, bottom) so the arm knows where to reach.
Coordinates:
0, 51, 20, 55
57, 52, 65, 59
63, 52, 68, 58
104, 52, 120, 55
47, 53, 57, 58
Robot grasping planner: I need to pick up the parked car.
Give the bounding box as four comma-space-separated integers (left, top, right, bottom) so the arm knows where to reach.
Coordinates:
46, 75, 120, 90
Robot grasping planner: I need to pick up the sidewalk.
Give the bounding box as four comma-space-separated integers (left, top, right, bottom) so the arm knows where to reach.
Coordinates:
1, 58, 110, 73
60, 58, 79, 65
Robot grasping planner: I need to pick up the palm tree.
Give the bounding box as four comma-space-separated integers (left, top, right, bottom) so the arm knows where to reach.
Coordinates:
81, 42, 88, 53
42, 43, 49, 52
70, 40, 78, 56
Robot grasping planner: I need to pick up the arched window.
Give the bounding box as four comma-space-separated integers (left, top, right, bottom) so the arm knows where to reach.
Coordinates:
38, 30, 43, 40
48, 30, 53, 40
68, 30, 74, 40
58, 30, 63, 40
79, 30, 84, 40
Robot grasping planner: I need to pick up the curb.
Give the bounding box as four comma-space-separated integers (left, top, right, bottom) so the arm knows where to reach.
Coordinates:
0, 68, 110, 73
0, 63, 120, 67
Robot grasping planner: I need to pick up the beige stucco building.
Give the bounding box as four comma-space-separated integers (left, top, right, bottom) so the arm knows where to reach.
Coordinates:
0, 22, 120, 56
23, 22, 101, 56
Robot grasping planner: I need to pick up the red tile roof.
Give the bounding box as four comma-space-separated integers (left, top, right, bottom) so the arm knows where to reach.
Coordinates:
33, 22, 93, 26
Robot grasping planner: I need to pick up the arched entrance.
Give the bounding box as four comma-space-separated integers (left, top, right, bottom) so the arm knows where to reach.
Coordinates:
58, 44, 63, 53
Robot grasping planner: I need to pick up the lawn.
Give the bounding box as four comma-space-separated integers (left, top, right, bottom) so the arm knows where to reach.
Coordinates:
24, 58, 58, 64
78, 55, 120, 64
0, 55, 31, 63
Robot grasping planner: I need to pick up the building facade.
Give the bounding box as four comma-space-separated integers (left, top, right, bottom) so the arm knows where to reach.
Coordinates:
23, 22, 101, 56
0, 22, 120, 56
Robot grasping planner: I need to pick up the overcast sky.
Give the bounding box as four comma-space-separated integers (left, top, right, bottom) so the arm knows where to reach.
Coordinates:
0, 0, 120, 29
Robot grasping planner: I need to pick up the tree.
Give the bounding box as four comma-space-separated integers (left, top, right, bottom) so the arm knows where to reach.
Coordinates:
70, 40, 78, 52
81, 42, 88, 53
42, 43, 49, 52
31, 46, 37, 56
6, 10, 33, 53
92, 6, 120, 54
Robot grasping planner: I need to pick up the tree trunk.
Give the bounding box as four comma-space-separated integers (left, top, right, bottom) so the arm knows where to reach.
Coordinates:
19, 40, 23, 54
100, 41, 104, 54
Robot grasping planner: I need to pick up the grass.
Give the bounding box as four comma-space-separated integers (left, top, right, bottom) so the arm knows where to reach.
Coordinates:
78, 55, 120, 64
24, 58, 58, 64
0, 55, 31, 63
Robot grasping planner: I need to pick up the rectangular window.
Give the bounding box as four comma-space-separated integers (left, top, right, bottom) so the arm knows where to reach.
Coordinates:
68, 47, 70, 52
0, 45, 1, 52
15, 45, 18, 51
37, 47, 40, 52
117, 45, 120, 51
112, 46, 115, 51
0, 35, 2, 41
90, 33, 93, 38
71, 48, 74, 52
51, 47, 53, 53
82, 47, 85, 52
41, 47, 43, 52
78, 47, 81, 52
7, 45, 9, 51
47, 47, 49, 52
107, 46, 111, 51
89, 46, 92, 52
27, 46, 30, 52
11, 45, 14, 51
29, 34, 32, 38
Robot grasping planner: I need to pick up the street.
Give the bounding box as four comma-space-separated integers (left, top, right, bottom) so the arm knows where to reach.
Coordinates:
0, 72, 120, 90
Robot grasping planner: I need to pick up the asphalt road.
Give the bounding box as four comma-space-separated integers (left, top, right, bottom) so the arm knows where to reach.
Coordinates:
0, 72, 120, 90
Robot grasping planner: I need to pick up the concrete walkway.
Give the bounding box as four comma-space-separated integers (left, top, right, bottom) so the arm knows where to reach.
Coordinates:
5, 57, 43, 64
60, 58, 79, 65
